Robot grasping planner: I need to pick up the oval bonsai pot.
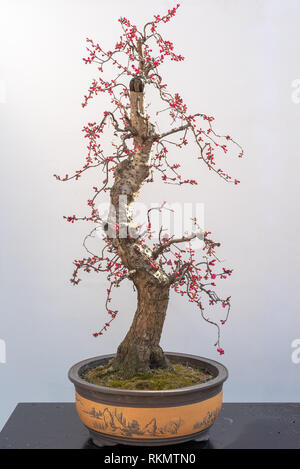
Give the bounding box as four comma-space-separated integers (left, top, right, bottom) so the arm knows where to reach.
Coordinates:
68, 352, 228, 447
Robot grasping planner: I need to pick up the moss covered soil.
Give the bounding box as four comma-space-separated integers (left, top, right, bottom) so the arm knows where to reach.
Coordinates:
83, 361, 213, 390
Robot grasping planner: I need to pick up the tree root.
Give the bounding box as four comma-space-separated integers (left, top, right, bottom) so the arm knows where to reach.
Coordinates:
111, 343, 171, 378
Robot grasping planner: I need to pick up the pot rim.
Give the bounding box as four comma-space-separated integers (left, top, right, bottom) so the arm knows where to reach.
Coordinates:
68, 352, 228, 398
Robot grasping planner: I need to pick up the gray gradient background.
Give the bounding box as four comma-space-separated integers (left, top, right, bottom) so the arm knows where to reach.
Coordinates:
1, 0, 300, 430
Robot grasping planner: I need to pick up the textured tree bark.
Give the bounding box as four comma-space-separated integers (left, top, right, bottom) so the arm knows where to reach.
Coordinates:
112, 271, 170, 377
107, 42, 171, 377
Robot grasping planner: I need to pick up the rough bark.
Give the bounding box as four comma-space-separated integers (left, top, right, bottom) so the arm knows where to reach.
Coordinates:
107, 41, 171, 377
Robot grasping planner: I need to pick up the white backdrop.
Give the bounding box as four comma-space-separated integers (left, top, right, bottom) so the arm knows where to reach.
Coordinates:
1, 0, 300, 430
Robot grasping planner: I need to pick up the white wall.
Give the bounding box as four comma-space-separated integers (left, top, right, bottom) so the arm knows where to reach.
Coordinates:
1, 0, 300, 430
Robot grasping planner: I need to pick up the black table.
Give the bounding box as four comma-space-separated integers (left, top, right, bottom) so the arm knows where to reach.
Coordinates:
0, 403, 299, 450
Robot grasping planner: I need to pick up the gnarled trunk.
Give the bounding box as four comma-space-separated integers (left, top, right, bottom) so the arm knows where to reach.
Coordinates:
107, 42, 171, 377
113, 271, 170, 377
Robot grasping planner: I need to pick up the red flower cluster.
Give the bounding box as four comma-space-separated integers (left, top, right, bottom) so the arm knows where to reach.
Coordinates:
55, 3, 243, 355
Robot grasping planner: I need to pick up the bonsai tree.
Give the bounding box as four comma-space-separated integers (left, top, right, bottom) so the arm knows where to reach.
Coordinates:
55, 4, 243, 378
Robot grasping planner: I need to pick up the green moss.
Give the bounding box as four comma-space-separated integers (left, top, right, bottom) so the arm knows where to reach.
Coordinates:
83, 361, 213, 390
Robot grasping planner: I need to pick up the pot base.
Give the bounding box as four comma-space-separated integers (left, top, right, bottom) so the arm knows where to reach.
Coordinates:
89, 427, 210, 447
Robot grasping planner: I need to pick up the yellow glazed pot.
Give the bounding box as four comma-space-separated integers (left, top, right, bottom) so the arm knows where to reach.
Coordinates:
68, 352, 228, 447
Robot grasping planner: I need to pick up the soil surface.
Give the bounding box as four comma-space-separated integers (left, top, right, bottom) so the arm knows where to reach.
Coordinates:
82, 360, 214, 390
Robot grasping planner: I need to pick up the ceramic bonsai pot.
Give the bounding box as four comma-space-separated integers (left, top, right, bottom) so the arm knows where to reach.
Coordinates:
68, 352, 228, 447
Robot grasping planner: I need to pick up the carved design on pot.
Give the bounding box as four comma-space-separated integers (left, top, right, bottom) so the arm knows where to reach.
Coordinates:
75, 391, 223, 439
193, 407, 222, 431
86, 406, 183, 437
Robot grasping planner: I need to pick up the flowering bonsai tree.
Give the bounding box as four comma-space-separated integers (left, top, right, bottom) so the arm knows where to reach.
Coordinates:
55, 4, 243, 378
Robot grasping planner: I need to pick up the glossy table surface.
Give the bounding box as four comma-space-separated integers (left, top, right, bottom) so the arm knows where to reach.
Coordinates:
0, 403, 299, 450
